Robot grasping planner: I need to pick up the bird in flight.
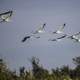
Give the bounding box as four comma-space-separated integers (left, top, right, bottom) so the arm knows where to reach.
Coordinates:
52, 23, 66, 34
75, 38, 80, 42
49, 34, 67, 42
22, 23, 46, 43
0, 10, 13, 22
32, 23, 46, 34
67, 32, 80, 42
72, 37, 80, 42
21, 35, 40, 42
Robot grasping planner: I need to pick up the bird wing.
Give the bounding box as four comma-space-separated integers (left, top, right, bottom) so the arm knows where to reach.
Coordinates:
51, 38, 61, 41
57, 23, 66, 32
0, 11, 13, 21
67, 32, 80, 42
22, 36, 31, 42
57, 35, 66, 39
69, 32, 80, 39
22, 37, 27, 42
50, 34, 67, 41
49, 39, 57, 41
37, 23, 46, 31
32, 23, 46, 34
74, 32, 80, 36
0, 11, 12, 15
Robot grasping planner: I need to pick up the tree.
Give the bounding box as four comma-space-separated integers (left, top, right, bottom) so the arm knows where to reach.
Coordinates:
60, 65, 70, 76
30, 56, 49, 80
73, 56, 80, 66
72, 56, 80, 79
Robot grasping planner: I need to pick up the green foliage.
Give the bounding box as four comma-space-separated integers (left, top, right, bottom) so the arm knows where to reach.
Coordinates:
73, 56, 80, 66
0, 56, 80, 80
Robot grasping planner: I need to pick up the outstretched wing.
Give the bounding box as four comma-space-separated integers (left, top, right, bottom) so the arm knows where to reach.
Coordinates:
49, 34, 67, 42
73, 32, 80, 36
0, 11, 13, 22
36, 23, 46, 31
22, 36, 31, 42
0, 11, 12, 15
33, 23, 46, 34
67, 32, 80, 40
57, 34, 67, 39
57, 23, 66, 32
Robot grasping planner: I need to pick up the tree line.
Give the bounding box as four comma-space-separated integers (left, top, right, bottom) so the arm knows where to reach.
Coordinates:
0, 56, 80, 80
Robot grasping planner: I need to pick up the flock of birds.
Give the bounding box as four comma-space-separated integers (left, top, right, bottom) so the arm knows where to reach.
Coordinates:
21, 23, 80, 43
0, 10, 80, 43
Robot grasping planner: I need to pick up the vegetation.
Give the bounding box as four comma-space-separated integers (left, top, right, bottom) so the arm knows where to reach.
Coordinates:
0, 56, 80, 80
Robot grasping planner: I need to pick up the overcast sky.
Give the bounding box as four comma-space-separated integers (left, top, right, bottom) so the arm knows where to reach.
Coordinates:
0, 0, 80, 71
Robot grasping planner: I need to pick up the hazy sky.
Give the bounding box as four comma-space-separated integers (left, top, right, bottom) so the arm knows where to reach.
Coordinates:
0, 0, 80, 71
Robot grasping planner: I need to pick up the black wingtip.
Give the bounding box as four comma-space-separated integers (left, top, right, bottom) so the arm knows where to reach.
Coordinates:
21, 37, 27, 42
63, 23, 66, 26
21, 36, 31, 42
21, 39, 26, 42
43, 23, 46, 26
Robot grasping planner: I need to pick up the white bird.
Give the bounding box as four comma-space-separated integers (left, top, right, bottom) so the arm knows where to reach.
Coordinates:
72, 38, 80, 42
68, 32, 80, 39
0, 10, 13, 22
22, 23, 46, 43
32, 23, 46, 34
52, 23, 66, 34
68, 32, 80, 42
49, 34, 67, 42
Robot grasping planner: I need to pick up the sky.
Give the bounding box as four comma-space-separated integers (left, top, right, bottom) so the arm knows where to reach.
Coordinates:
0, 0, 80, 71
